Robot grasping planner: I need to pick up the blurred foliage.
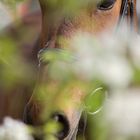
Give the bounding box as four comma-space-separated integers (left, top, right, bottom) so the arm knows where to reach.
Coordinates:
0, 0, 25, 11
1, 0, 24, 6
85, 87, 106, 115
0, 0, 140, 140
43, 0, 97, 15
0, 34, 34, 89
39, 0, 98, 26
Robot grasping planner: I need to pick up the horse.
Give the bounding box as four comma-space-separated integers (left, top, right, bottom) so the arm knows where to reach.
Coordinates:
24, 0, 138, 139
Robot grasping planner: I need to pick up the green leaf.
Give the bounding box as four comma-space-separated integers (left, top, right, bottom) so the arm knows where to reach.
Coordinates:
85, 87, 106, 115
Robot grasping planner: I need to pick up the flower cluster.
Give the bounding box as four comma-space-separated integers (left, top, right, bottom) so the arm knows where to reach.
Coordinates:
41, 29, 140, 139
48, 29, 140, 89
105, 89, 140, 137
0, 117, 33, 140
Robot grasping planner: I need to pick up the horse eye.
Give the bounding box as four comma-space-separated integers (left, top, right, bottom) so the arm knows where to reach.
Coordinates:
97, 0, 116, 10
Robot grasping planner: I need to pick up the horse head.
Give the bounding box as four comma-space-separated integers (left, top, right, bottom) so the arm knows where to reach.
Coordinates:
24, 0, 138, 139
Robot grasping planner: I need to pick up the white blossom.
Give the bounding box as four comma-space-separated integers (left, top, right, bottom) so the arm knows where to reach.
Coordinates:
69, 31, 132, 87
96, 56, 132, 88
129, 35, 140, 68
70, 32, 97, 80
0, 117, 33, 140
105, 89, 140, 137
0, 3, 13, 30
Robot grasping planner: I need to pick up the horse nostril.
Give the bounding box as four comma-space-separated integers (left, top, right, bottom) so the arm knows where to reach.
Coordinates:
52, 113, 70, 139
